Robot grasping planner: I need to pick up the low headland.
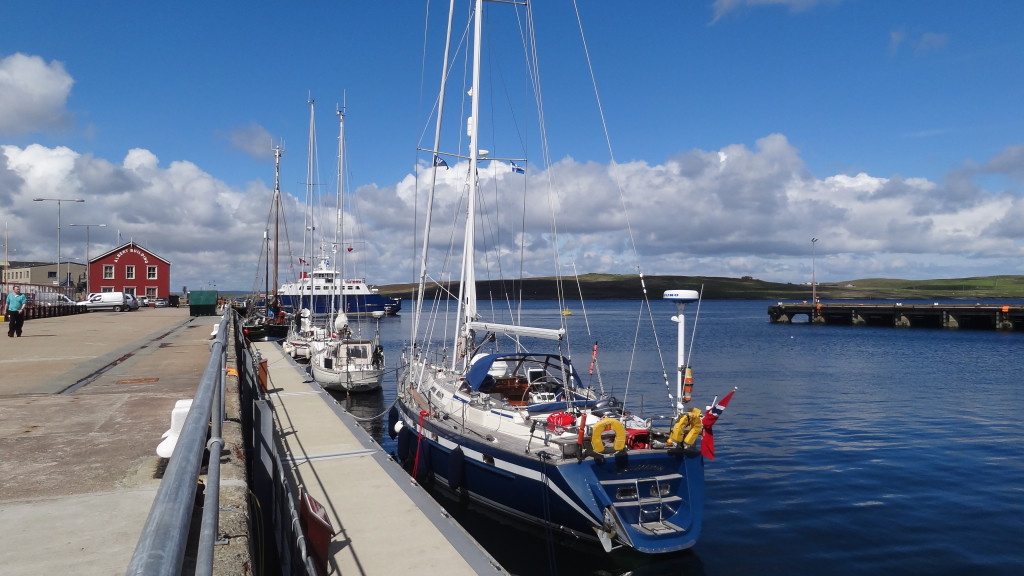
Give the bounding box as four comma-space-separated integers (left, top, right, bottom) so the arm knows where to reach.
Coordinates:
375, 274, 1024, 301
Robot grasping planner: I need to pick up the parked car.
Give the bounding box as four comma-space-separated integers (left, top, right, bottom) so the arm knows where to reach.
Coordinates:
34, 292, 77, 307
153, 298, 169, 308
138, 296, 149, 306
77, 292, 135, 312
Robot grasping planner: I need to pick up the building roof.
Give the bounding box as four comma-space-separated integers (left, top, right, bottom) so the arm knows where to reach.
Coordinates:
91, 241, 171, 265
3, 261, 81, 269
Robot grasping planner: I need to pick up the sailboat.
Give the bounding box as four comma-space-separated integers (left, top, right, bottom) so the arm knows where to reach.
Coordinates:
390, 0, 732, 555
283, 99, 333, 360
310, 310, 386, 392
242, 146, 291, 342
308, 105, 387, 392
277, 105, 401, 320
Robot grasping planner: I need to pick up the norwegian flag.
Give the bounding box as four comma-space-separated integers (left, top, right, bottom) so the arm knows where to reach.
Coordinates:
701, 388, 736, 460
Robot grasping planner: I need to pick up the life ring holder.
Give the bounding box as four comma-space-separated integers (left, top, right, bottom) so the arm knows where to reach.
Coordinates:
590, 417, 627, 453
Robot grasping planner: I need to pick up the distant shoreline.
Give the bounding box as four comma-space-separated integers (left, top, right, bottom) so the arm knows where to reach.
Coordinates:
213, 274, 1024, 301
371, 274, 1024, 301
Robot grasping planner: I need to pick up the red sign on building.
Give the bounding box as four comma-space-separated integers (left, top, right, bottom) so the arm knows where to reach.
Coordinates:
88, 241, 171, 299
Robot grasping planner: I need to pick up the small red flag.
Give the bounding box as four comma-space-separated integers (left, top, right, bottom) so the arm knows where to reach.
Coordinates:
701, 389, 735, 460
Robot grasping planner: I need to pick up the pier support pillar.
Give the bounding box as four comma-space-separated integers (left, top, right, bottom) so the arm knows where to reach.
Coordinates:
943, 312, 960, 329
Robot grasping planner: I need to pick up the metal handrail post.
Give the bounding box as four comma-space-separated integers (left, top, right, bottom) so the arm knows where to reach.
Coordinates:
196, 329, 226, 575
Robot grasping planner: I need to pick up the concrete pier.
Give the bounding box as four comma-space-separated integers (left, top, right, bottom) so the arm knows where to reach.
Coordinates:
0, 307, 236, 575
768, 302, 1024, 330
0, 307, 502, 575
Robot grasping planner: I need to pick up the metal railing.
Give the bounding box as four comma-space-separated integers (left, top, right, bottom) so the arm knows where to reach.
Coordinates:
126, 312, 229, 576
236, 311, 319, 576
126, 307, 321, 575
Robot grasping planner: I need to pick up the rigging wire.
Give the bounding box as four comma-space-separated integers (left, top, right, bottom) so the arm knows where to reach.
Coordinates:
570, 0, 676, 411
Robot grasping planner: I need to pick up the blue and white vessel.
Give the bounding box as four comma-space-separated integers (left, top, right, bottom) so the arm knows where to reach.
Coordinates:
278, 261, 401, 317
391, 0, 732, 555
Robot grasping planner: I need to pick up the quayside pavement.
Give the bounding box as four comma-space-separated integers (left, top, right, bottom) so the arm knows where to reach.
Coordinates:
0, 307, 505, 575
0, 307, 220, 575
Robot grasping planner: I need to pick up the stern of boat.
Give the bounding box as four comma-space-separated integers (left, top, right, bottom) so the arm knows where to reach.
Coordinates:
563, 449, 705, 554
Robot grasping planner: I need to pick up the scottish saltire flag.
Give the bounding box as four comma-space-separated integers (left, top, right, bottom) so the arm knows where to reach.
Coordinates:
510, 161, 525, 174
700, 388, 736, 460
433, 155, 449, 169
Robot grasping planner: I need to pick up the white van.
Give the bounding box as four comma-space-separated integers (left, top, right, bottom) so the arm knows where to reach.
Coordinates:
78, 292, 136, 312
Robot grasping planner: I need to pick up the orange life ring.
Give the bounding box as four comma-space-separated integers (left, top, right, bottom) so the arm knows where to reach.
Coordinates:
590, 417, 627, 453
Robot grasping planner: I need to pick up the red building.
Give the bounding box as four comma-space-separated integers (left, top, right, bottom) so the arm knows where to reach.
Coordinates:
88, 241, 171, 300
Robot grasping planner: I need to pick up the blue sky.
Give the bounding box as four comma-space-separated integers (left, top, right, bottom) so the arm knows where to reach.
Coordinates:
3, 0, 1024, 292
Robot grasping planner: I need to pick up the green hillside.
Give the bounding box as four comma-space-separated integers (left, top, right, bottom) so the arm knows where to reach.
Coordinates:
377, 274, 1024, 300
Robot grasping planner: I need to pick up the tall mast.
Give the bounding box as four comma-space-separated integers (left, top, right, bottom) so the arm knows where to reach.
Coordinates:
306, 98, 317, 273
272, 145, 282, 301
412, 0, 458, 347
335, 105, 346, 317
454, 0, 484, 368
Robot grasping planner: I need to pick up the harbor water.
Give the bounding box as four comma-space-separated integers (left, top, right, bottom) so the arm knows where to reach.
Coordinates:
331, 299, 1024, 576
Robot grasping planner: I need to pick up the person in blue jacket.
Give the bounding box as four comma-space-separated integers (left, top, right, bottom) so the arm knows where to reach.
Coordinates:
4, 284, 28, 337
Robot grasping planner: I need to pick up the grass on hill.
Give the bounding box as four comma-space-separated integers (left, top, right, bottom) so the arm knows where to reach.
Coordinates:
376, 274, 1024, 300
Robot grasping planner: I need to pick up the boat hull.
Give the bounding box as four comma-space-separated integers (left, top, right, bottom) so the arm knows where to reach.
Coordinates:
310, 339, 385, 392
278, 293, 401, 316
311, 363, 384, 392
391, 400, 705, 554
241, 318, 289, 341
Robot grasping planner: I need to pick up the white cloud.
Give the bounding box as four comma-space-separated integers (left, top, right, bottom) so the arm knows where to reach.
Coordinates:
3, 132, 1024, 292
888, 29, 949, 57
350, 134, 1024, 286
0, 53, 74, 135
2, 143, 304, 291
711, 0, 837, 23
222, 124, 276, 160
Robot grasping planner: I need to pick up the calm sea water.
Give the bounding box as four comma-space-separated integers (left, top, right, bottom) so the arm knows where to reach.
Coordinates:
334, 299, 1024, 576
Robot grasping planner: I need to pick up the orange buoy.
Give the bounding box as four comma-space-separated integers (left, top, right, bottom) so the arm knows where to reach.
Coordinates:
683, 366, 694, 403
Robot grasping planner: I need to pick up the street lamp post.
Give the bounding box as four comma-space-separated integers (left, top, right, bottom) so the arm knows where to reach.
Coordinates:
33, 198, 85, 285
69, 223, 106, 293
811, 237, 818, 306
65, 257, 79, 289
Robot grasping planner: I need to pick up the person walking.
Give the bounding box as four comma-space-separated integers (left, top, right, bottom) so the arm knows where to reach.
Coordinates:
4, 284, 28, 337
